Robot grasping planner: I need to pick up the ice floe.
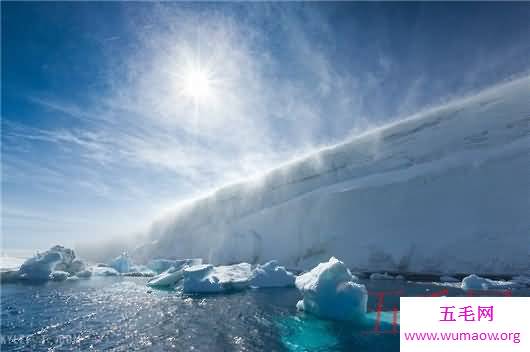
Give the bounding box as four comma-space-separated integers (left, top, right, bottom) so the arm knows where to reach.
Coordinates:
295, 257, 367, 321
182, 263, 252, 293
147, 259, 203, 287
249, 260, 295, 288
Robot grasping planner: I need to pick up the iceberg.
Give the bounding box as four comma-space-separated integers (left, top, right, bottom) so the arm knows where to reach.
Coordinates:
147, 259, 203, 288
147, 267, 185, 287
76, 269, 92, 278
17, 245, 86, 282
295, 257, 367, 321
91, 266, 119, 276
147, 258, 202, 274
49, 270, 70, 281
110, 253, 132, 273
461, 274, 491, 290
182, 263, 252, 293
249, 261, 295, 288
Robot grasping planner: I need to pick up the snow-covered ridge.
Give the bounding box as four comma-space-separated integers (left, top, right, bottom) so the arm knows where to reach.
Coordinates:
138, 76, 530, 274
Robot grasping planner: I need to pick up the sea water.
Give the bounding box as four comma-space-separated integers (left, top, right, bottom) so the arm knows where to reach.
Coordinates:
2, 276, 528, 352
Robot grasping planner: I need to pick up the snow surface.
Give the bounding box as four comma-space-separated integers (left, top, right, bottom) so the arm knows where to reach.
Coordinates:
182, 263, 252, 293
295, 257, 367, 321
249, 260, 295, 288
135, 76, 530, 275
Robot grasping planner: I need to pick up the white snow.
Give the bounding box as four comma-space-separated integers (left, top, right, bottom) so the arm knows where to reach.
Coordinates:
110, 253, 132, 273
369, 272, 395, 280
135, 76, 530, 275
249, 260, 295, 288
182, 263, 252, 293
295, 257, 367, 321
440, 275, 460, 283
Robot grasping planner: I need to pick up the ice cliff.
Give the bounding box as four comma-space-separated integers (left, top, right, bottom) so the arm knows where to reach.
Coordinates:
136, 76, 530, 275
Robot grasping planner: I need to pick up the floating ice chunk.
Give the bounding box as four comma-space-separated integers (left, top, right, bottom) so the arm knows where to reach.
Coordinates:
249, 261, 295, 288
66, 275, 79, 281
147, 258, 203, 274
148, 267, 184, 287
440, 275, 460, 283
295, 257, 367, 321
18, 245, 80, 282
182, 263, 252, 293
91, 266, 119, 276
49, 270, 70, 281
147, 259, 203, 287
147, 259, 176, 273
395, 275, 405, 280
110, 253, 132, 273
76, 269, 92, 278
369, 272, 395, 280
462, 274, 491, 290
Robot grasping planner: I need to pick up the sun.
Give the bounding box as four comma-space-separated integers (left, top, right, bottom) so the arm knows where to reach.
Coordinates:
182, 67, 213, 103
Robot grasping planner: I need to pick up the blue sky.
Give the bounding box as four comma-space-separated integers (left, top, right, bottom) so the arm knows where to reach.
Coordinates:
2, 2, 529, 250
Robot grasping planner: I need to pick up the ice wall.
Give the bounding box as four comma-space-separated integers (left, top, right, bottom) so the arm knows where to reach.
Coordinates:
138, 76, 530, 274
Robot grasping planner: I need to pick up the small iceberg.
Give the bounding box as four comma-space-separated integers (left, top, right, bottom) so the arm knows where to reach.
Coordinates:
3, 245, 87, 283
249, 260, 295, 288
461, 274, 516, 291
182, 263, 252, 293
295, 257, 367, 321
91, 266, 119, 276
110, 252, 132, 273
147, 258, 201, 274
147, 259, 203, 288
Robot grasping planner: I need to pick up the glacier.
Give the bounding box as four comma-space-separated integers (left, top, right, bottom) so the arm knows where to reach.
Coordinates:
133, 76, 529, 275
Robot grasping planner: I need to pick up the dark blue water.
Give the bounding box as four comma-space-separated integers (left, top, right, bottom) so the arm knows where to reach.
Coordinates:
1, 278, 528, 351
